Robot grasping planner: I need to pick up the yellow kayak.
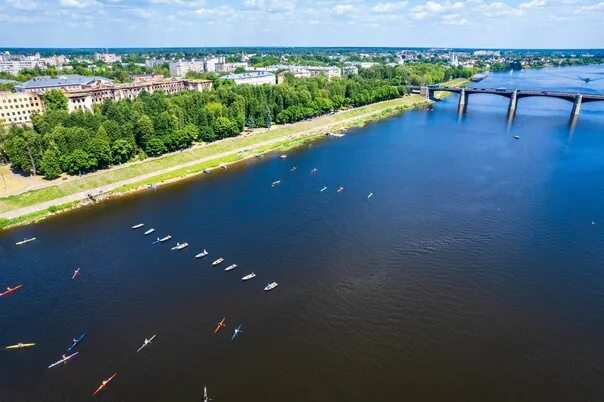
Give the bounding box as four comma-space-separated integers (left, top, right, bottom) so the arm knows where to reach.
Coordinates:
5, 342, 36, 349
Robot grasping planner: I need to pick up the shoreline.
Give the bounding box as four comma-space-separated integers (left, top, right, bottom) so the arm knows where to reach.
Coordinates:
0, 89, 458, 230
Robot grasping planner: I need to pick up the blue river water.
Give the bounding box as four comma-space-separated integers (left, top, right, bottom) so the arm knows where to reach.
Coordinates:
1, 65, 603, 401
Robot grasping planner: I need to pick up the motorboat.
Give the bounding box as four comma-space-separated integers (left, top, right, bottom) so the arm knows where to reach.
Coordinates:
264, 282, 278, 291
212, 258, 224, 266
280, 154, 287, 159
241, 273, 256, 281
195, 250, 209, 259
144, 228, 156, 235
15, 237, 36, 246
132, 223, 144, 229
224, 264, 238, 272
513, 135, 520, 140
310, 168, 318, 174
171, 242, 189, 251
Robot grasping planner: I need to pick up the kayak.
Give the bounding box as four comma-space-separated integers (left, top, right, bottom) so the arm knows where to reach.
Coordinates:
136, 334, 157, 353
0, 284, 23, 297
67, 333, 86, 352
92, 373, 117, 396
16, 237, 36, 246
72, 268, 80, 280
224, 264, 238, 272
48, 352, 79, 369
214, 317, 226, 333
5, 342, 36, 349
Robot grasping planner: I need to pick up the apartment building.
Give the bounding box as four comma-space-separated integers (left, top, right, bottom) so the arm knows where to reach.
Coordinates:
94, 53, 122, 64
0, 91, 44, 126
219, 72, 276, 86
0, 60, 46, 76
169, 60, 205, 77
15, 75, 114, 95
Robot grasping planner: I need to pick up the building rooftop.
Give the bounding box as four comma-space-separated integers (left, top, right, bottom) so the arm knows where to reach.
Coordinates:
15, 75, 113, 90
220, 71, 275, 80
0, 79, 18, 84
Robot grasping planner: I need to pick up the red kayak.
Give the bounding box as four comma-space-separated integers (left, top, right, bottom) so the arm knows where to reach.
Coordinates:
92, 373, 117, 396
214, 317, 226, 333
0, 285, 23, 297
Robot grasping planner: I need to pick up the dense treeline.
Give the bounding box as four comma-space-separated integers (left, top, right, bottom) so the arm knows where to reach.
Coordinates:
0, 64, 473, 180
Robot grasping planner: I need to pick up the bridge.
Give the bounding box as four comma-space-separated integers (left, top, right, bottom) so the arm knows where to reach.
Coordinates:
409, 85, 604, 121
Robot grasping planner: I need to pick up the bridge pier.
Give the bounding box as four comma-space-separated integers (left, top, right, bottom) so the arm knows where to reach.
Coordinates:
570, 94, 582, 120
507, 90, 518, 121
457, 89, 468, 114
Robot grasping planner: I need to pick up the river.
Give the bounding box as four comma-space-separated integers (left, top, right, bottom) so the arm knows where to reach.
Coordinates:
1, 65, 603, 402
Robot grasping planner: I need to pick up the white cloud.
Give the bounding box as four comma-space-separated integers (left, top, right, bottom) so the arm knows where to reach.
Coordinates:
333, 3, 355, 15
243, 0, 296, 12
573, 0, 604, 12
6, 0, 39, 10
195, 5, 235, 17
58, 0, 99, 8
410, 0, 464, 19
479, 1, 524, 16
519, 0, 546, 8
130, 8, 152, 18
371, 1, 408, 13
150, 0, 206, 7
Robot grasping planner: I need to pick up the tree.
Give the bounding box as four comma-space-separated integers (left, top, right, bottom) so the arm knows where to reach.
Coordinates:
264, 107, 272, 128
44, 90, 68, 113
234, 67, 246, 74
111, 139, 134, 164
65, 149, 93, 175
87, 127, 112, 168
145, 137, 165, 156
3, 129, 43, 176
40, 148, 62, 179
214, 116, 239, 139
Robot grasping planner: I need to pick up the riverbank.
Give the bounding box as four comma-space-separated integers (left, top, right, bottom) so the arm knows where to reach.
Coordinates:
0, 94, 432, 229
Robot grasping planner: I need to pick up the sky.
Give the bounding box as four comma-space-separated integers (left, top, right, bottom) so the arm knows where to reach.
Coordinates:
0, 0, 603, 48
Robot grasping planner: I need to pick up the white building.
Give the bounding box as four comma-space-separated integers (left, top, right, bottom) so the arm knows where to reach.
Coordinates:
145, 58, 167, 69
216, 62, 248, 73
220, 72, 276, 86
0, 91, 45, 126
169, 60, 205, 77
94, 53, 122, 64
0, 60, 46, 76
342, 65, 358, 75
15, 75, 114, 95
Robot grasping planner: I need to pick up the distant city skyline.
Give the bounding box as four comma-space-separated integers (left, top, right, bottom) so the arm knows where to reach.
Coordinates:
0, 0, 603, 48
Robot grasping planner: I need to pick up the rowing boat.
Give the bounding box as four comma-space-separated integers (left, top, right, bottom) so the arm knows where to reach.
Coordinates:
136, 334, 156, 353
5, 342, 36, 349
367, 192, 374, 199
72, 268, 80, 280
231, 324, 243, 340
212, 258, 224, 266
0, 284, 23, 297
48, 352, 79, 369
171, 242, 189, 251
337, 186, 344, 193
320, 186, 327, 192
224, 264, 238, 272
241, 273, 256, 281
16, 237, 36, 246
144, 228, 156, 235
132, 223, 144, 229
195, 250, 208, 259
92, 373, 117, 396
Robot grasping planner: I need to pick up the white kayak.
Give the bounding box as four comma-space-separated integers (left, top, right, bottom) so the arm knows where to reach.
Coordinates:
224, 264, 238, 272
16, 237, 36, 246
132, 223, 144, 229
264, 282, 278, 291
241, 273, 256, 281
171, 242, 189, 251
195, 250, 208, 259
144, 228, 156, 235
212, 258, 224, 266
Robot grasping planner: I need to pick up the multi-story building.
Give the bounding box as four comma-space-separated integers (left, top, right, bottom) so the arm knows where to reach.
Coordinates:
41, 55, 69, 67
168, 60, 205, 77
216, 62, 249, 73
94, 53, 122, 64
255, 65, 342, 80
342, 65, 358, 75
145, 58, 168, 69
15, 75, 114, 95
219, 71, 275, 86
65, 78, 212, 112
0, 91, 45, 126
0, 60, 46, 76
